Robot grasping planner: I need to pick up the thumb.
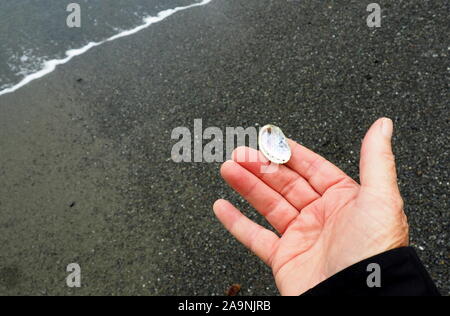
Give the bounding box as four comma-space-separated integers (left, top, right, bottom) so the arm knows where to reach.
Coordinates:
359, 118, 400, 195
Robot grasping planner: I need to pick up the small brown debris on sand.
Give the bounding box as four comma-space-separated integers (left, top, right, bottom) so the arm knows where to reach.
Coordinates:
226, 284, 241, 296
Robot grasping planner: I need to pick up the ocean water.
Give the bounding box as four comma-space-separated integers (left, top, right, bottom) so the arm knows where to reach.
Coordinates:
0, 0, 211, 96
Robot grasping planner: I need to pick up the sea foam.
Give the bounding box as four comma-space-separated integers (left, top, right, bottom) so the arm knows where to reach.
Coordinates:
0, 0, 212, 97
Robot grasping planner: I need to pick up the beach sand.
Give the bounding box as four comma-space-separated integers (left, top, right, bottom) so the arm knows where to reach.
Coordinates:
0, 0, 448, 295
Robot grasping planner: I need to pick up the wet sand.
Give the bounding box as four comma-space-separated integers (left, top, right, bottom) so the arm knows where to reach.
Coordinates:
0, 0, 448, 295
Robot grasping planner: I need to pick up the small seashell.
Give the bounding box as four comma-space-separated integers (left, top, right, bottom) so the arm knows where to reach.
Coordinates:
258, 124, 291, 164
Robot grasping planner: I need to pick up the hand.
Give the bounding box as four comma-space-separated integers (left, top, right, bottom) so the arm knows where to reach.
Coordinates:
213, 118, 409, 295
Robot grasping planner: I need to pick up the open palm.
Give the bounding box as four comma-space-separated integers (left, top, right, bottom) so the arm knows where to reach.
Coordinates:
213, 118, 409, 295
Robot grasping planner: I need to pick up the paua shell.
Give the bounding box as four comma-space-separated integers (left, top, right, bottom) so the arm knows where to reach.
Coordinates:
258, 124, 291, 164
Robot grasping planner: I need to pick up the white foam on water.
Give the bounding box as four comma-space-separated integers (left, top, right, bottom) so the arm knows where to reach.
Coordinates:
0, 0, 212, 97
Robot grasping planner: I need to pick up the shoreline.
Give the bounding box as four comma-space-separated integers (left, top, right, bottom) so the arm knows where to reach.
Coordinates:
0, 0, 212, 97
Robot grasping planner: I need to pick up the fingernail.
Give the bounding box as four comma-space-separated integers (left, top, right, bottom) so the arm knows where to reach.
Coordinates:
381, 118, 393, 138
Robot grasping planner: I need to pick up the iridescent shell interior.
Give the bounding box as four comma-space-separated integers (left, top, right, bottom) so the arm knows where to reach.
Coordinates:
258, 124, 291, 164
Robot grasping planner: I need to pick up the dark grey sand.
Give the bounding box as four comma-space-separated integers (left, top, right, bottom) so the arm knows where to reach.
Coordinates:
0, 0, 448, 295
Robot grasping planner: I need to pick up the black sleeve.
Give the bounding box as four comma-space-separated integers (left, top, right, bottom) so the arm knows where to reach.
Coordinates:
301, 247, 441, 296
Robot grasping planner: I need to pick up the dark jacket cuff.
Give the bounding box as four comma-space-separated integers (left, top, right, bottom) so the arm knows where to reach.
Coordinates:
301, 247, 440, 296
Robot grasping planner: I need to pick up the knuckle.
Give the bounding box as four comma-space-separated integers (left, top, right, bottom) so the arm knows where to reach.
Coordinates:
380, 151, 396, 166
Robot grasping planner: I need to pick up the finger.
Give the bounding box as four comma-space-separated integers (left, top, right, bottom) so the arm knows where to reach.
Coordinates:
360, 118, 401, 196
221, 160, 299, 234
232, 147, 320, 210
286, 139, 351, 194
213, 199, 279, 265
